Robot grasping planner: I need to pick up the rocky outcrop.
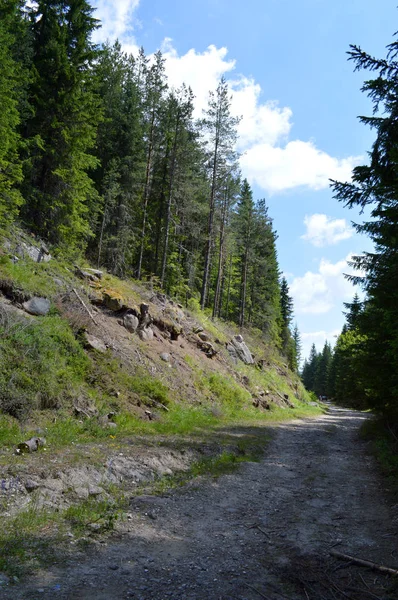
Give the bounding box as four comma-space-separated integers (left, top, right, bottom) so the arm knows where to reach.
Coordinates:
226, 335, 254, 364
102, 289, 124, 311
83, 332, 107, 353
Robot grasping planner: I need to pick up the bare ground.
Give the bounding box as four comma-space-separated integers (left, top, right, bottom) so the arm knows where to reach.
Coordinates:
1, 406, 397, 600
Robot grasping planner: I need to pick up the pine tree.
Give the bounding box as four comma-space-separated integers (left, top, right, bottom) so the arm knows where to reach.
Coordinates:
249, 200, 281, 343
92, 42, 144, 275
343, 293, 362, 330
199, 78, 240, 310
235, 179, 255, 328
136, 50, 167, 279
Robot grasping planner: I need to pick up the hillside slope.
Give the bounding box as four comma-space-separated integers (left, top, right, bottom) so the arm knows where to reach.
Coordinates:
0, 227, 320, 577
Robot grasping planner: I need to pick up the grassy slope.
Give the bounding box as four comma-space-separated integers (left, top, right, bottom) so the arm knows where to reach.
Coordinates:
0, 228, 323, 577
0, 228, 319, 449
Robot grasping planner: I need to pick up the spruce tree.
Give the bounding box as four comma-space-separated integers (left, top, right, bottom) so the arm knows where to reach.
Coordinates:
0, 3, 24, 226
22, 0, 101, 250
331, 32, 398, 417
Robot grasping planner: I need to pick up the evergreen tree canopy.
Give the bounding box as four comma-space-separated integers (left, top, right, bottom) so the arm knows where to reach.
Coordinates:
331, 32, 398, 417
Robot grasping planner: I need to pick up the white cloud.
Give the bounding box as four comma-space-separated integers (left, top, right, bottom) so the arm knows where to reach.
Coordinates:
89, 10, 361, 195
301, 214, 354, 247
301, 329, 340, 362
92, 0, 141, 44
161, 41, 236, 118
230, 80, 292, 148
240, 140, 360, 194
290, 254, 362, 315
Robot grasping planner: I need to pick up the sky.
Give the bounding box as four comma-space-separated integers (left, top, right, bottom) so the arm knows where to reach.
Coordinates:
91, 0, 397, 360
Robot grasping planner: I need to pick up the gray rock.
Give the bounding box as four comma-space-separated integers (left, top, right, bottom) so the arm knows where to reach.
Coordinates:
85, 268, 103, 279
15, 242, 51, 263
160, 352, 170, 362
24, 479, 41, 493
229, 335, 254, 364
74, 487, 89, 500
124, 313, 139, 333
88, 485, 104, 496
22, 297, 50, 316
84, 333, 107, 353
198, 332, 210, 342
139, 327, 154, 341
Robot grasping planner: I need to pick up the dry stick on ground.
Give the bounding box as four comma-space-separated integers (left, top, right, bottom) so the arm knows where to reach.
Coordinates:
330, 550, 398, 577
72, 288, 99, 326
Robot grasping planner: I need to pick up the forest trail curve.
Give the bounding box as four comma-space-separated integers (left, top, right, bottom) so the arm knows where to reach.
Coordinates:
2, 406, 397, 600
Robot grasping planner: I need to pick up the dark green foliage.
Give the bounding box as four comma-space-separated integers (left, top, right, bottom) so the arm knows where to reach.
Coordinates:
21, 0, 102, 250
0, 4, 25, 225
331, 32, 398, 417
328, 329, 366, 407
301, 343, 319, 392
313, 341, 332, 397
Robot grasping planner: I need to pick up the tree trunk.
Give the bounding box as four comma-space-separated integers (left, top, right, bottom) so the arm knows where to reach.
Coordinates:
137, 112, 155, 280
200, 136, 219, 310
160, 113, 180, 287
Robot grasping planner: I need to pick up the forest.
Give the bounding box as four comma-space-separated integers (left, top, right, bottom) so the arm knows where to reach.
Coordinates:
1, 0, 398, 426
0, 0, 300, 370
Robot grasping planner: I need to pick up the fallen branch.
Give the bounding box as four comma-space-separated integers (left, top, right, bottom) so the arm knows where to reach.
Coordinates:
330, 550, 398, 577
72, 288, 98, 326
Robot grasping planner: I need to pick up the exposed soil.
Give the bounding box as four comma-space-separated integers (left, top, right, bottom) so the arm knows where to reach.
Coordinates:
1, 406, 397, 600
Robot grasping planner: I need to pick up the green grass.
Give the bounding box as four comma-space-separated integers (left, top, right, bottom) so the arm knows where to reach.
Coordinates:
0, 505, 63, 578
361, 417, 398, 485
0, 253, 70, 299
0, 314, 90, 420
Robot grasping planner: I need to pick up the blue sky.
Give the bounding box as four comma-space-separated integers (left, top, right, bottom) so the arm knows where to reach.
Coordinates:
92, 0, 397, 359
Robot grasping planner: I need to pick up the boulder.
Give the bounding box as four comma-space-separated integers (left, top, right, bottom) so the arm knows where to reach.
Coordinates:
22, 296, 50, 316
198, 332, 210, 342
228, 335, 254, 365
138, 327, 154, 342
124, 313, 139, 333
15, 241, 51, 263
102, 290, 124, 311
83, 333, 107, 353
85, 268, 103, 280
153, 316, 182, 340
74, 265, 100, 282
197, 340, 217, 358
160, 352, 170, 362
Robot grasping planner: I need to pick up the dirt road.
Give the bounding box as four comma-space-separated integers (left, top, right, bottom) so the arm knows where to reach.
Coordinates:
2, 407, 397, 599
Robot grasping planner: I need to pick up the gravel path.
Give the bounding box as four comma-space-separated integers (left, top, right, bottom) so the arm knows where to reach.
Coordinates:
2, 406, 397, 600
